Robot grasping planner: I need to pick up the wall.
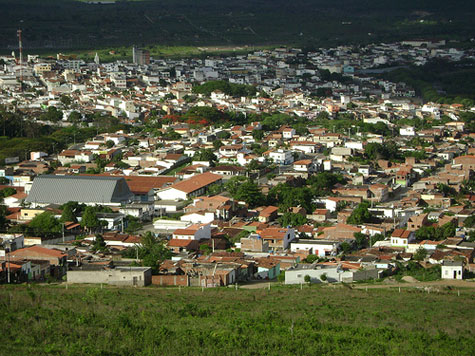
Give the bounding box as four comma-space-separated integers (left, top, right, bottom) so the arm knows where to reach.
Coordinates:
151, 275, 189, 286
67, 268, 151, 286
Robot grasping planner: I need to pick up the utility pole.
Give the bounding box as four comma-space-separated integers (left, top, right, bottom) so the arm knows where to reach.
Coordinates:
62, 222, 65, 243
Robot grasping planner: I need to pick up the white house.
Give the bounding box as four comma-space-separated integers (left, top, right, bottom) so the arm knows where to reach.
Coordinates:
399, 126, 416, 136
180, 212, 215, 224
269, 149, 293, 165
172, 223, 211, 240
293, 159, 317, 173
441, 260, 463, 280
290, 240, 340, 257
282, 128, 296, 139
390, 229, 414, 248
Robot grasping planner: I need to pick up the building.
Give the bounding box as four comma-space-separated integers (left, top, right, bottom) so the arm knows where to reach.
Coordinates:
290, 240, 340, 257
441, 260, 463, 280
25, 175, 133, 207
157, 172, 222, 201
258, 227, 295, 250
68, 266, 152, 286
132, 47, 150, 66
285, 263, 380, 284
269, 149, 294, 165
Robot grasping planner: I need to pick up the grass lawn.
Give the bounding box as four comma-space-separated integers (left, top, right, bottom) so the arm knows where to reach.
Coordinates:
0, 284, 474, 355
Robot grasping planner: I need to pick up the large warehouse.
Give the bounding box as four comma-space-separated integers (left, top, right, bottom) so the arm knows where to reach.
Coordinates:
25, 175, 134, 207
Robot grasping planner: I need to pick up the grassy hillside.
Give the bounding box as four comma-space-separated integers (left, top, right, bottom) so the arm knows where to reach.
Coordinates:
0, 0, 474, 52
0, 284, 474, 355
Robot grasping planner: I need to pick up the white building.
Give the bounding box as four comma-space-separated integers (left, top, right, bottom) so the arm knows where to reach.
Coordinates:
269, 149, 293, 165
441, 261, 463, 280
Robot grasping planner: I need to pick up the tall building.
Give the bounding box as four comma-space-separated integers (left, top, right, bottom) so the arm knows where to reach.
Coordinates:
132, 46, 150, 66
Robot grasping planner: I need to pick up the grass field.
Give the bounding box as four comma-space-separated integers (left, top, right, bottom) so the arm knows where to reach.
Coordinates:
0, 284, 474, 355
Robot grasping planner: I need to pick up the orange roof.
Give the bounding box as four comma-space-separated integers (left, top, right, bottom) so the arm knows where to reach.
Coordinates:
167, 239, 195, 247
169, 172, 222, 194
10, 245, 66, 258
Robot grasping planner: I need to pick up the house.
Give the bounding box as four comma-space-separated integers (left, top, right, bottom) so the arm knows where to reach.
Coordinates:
184, 195, 236, 220
269, 149, 294, 165
453, 155, 475, 170
258, 227, 295, 250
285, 263, 380, 284
208, 165, 246, 178
255, 258, 280, 279
441, 260, 463, 280
167, 239, 200, 254
407, 214, 429, 231
390, 229, 415, 247
172, 223, 212, 240
240, 234, 269, 252
293, 160, 317, 173
67, 266, 152, 286
156, 172, 222, 201
26, 175, 133, 207
58, 150, 93, 165
7, 245, 67, 277
257, 206, 279, 223
321, 223, 361, 241
290, 240, 340, 257
311, 209, 330, 223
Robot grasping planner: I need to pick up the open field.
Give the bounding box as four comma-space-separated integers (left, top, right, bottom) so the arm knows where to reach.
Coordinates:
0, 283, 474, 355
1, 0, 474, 53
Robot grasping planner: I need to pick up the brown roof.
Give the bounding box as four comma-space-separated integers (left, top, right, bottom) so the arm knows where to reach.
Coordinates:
169, 172, 222, 194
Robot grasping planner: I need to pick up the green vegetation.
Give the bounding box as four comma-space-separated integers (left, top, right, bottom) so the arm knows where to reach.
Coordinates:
415, 221, 457, 241
0, 284, 474, 355
1, 0, 474, 54
380, 59, 475, 105
347, 201, 372, 225
393, 261, 441, 282
192, 80, 256, 97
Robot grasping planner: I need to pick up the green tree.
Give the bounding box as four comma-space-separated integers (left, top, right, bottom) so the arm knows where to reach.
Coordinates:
81, 206, 100, 233
304, 275, 311, 283
252, 130, 264, 141
193, 149, 217, 164
106, 140, 115, 148
213, 140, 223, 150
233, 180, 265, 208
29, 212, 62, 237
68, 111, 82, 124
137, 232, 172, 272
60, 204, 77, 223
340, 242, 351, 254
216, 131, 231, 139
413, 247, 427, 261
279, 212, 307, 227
92, 234, 107, 252
125, 215, 143, 234
354, 232, 368, 249
0, 187, 16, 197
347, 202, 372, 225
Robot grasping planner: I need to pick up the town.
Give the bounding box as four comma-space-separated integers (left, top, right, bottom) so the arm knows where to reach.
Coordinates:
0, 39, 474, 288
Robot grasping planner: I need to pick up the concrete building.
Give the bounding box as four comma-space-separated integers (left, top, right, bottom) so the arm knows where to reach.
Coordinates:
67, 266, 152, 286
441, 260, 463, 280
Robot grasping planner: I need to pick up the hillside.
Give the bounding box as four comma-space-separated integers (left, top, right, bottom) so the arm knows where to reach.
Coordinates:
1, 284, 474, 355
0, 0, 474, 51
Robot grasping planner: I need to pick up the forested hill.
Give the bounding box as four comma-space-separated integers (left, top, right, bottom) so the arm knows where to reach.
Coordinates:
0, 0, 474, 51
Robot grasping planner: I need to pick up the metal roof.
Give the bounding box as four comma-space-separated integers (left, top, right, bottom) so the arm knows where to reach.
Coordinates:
26, 175, 133, 205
